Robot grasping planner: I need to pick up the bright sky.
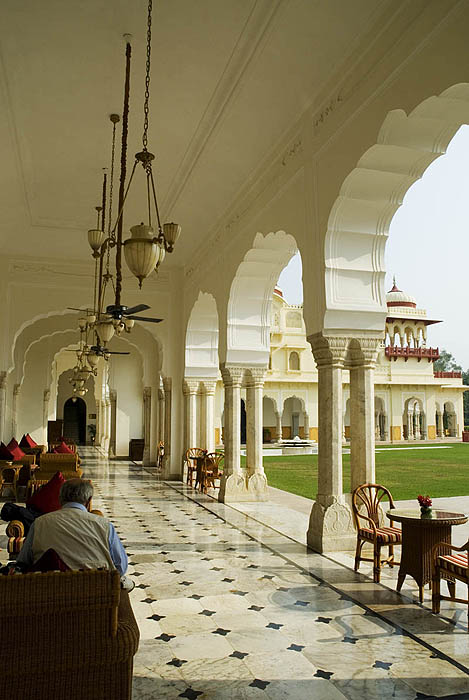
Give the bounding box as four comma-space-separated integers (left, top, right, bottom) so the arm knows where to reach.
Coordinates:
277, 126, 469, 369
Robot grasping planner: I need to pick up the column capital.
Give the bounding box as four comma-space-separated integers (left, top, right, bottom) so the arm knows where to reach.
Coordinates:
143, 386, 152, 399
43, 389, 50, 402
0, 371, 7, 390
182, 379, 200, 395
109, 389, 117, 400
201, 379, 217, 395
246, 367, 267, 388
158, 388, 165, 401
163, 377, 172, 393
220, 363, 245, 387
307, 333, 348, 368
348, 336, 381, 368
13, 383, 20, 396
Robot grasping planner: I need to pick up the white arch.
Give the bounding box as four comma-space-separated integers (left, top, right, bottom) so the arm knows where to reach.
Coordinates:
324, 83, 469, 333
227, 231, 297, 365
185, 292, 219, 378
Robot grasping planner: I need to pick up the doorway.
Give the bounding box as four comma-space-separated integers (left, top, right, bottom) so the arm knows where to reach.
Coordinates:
63, 397, 87, 444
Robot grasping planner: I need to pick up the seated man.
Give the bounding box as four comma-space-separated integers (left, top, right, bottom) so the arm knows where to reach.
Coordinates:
16, 478, 132, 589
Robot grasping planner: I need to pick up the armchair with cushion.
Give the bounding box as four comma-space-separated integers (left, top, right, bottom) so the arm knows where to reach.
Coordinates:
432, 539, 469, 630
352, 483, 402, 583
0, 568, 139, 700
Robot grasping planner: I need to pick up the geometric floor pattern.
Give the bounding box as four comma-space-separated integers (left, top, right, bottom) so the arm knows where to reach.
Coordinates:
31, 450, 469, 698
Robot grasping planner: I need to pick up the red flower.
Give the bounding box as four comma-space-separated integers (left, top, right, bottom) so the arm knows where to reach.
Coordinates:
417, 494, 432, 507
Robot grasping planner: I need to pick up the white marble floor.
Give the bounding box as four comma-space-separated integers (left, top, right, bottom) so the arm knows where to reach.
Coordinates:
4, 448, 469, 699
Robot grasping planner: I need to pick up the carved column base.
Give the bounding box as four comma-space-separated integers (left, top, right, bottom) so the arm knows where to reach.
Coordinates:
306, 496, 356, 553
246, 472, 269, 501
218, 473, 248, 502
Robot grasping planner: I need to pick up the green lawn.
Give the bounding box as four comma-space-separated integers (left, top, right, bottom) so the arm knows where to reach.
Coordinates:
243, 443, 469, 501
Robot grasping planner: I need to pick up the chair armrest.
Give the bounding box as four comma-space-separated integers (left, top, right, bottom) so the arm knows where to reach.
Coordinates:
6, 520, 24, 538
356, 512, 378, 535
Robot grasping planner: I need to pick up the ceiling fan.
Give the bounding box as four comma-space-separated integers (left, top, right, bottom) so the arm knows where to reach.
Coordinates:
104, 303, 162, 324
89, 344, 130, 357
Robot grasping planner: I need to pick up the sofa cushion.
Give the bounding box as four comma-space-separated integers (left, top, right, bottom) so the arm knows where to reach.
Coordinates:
0, 442, 14, 460
6, 439, 25, 461
19, 434, 38, 449
54, 441, 74, 454
26, 471, 65, 514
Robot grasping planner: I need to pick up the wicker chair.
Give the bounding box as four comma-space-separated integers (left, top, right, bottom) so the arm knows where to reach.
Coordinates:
432, 539, 469, 630
0, 467, 18, 501
0, 568, 139, 699
352, 483, 402, 583
184, 447, 206, 487
202, 452, 224, 491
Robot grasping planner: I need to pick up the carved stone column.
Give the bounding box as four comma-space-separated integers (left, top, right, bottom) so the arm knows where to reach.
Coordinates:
158, 388, 165, 444
103, 398, 111, 454
436, 411, 444, 438
219, 365, 247, 502
109, 390, 117, 455
246, 367, 268, 500
307, 334, 353, 552
414, 405, 421, 440
12, 383, 20, 438
201, 380, 216, 453
407, 410, 413, 440
183, 380, 199, 453
0, 371, 7, 442
95, 399, 101, 446
162, 378, 172, 476
143, 387, 152, 465
43, 390, 50, 446
274, 411, 282, 442
349, 337, 380, 492
304, 412, 310, 441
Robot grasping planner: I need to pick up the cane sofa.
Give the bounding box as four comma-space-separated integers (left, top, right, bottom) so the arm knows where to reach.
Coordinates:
0, 568, 139, 699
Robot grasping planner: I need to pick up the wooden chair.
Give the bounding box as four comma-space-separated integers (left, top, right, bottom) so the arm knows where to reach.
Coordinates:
0, 467, 18, 501
202, 452, 224, 491
184, 447, 206, 487
432, 539, 469, 630
352, 483, 402, 583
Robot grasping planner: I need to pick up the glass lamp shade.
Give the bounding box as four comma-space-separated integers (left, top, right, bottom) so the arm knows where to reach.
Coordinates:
96, 321, 115, 343
155, 242, 166, 268
124, 318, 134, 331
77, 388, 87, 396
87, 353, 99, 367
78, 317, 87, 330
88, 229, 105, 252
124, 224, 158, 288
163, 222, 181, 247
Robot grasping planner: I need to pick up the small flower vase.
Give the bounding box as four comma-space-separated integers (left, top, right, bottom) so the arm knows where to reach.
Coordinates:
420, 506, 432, 517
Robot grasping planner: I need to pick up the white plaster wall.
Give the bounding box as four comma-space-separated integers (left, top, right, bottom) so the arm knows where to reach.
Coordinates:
107, 342, 144, 457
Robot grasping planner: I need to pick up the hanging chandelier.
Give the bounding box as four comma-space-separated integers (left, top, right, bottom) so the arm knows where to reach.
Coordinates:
87, 0, 180, 295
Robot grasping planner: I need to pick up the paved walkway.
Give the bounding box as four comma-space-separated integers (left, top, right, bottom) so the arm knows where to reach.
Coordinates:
3, 448, 469, 698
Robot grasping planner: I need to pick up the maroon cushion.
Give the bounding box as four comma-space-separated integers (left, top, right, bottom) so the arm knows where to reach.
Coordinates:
0, 442, 14, 460
26, 471, 65, 514
7, 440, 25, 461
19, 433, 38, 449
27, 548, 70, 573
54, 441, 74, 454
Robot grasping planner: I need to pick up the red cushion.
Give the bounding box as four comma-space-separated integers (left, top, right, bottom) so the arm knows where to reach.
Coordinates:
26, 471, 65, 514
54, 441, 74, 454
0, 442, 14, 460
7, 438, 19, 451
7, 442, 25, 461
19, 434, 38, 449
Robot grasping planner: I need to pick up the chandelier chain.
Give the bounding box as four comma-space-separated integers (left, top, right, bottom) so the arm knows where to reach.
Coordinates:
108, 121, 117, 241
142, 0, 152, 152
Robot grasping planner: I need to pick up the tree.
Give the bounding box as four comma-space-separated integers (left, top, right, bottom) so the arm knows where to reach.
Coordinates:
434, 349, 462, 372
434, 349, 469, 428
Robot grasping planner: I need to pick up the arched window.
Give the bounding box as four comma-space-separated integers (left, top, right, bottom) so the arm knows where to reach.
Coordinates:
289, 351, 300, 371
